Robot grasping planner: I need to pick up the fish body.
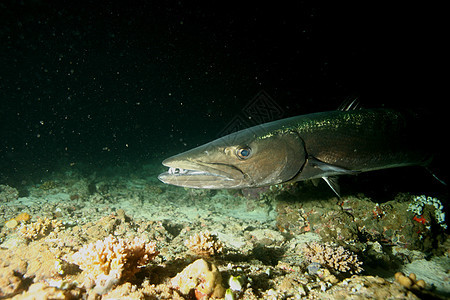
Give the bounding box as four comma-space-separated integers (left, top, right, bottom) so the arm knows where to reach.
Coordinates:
158, 108, 431, 194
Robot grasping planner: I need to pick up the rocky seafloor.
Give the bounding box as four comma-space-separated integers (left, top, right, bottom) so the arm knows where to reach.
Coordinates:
0, 162, 448, 299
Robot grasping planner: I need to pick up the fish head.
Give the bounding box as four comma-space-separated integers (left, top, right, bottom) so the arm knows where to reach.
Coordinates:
158, 125, 306, 189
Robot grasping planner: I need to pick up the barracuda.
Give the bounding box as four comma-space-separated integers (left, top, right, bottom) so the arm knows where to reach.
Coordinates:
158, 108, 432, 195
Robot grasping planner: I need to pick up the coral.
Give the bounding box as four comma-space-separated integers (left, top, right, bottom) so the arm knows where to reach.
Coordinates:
19, 217, 63, 240
71, 235, 158, 293
394, 272, 426, 291
302, 242, 363, 274
407, 195, 447, 229
0, 184, 19, 202
184, 230, 224, 257
171, 258, 225, 299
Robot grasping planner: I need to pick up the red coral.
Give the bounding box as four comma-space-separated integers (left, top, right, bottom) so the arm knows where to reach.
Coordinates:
413, 215, 427, 225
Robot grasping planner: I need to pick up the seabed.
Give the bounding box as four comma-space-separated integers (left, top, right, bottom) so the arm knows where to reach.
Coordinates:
0, 162, 448, 299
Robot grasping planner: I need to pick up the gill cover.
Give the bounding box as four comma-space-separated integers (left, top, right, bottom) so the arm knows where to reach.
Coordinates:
228, 130, 306, 186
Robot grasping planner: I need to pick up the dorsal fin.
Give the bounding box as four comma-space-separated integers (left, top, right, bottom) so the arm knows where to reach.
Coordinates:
338, 98, 360, 111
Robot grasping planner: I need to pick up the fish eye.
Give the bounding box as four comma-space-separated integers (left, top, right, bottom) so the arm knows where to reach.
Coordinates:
236, 147, 251, 159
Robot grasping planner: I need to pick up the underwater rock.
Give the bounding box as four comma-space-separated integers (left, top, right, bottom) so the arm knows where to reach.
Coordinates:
0, 266, 24, 298
0, 240, 62, 282
171, 258, 225, 299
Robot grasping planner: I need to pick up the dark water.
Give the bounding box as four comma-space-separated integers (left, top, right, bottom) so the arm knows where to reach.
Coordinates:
0, 1, 446, 192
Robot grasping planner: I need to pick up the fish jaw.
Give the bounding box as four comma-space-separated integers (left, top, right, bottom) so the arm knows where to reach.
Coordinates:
158, 156, 246, 189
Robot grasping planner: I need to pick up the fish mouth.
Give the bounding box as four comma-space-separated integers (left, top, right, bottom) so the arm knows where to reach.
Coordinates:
158, 159, 245, 189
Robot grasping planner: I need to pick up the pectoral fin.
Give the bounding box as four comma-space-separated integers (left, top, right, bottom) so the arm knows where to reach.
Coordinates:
308, 157, 358, 175
322, 176, 341, 197
292, 156, 359, 196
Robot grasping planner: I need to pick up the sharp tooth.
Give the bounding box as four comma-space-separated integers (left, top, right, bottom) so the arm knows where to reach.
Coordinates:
168, 167, 187, 175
